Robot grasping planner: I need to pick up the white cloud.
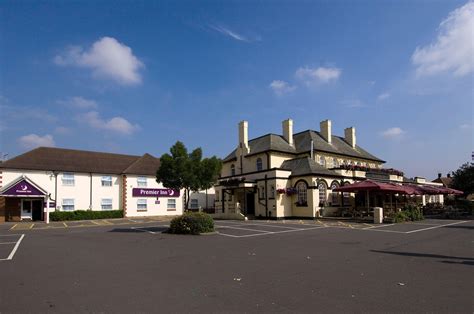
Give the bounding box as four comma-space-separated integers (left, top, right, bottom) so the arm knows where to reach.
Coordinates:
58, 96, 98, 109
412, 1, 474, 77
210, 25, 249, 42
269, 80, 296, 96
381, 127, 405, 139
341, 99, 365, 108
377, 92, 391, 101
18, 134, 55, 149
459, 123, 472, 129
54, 37, 144, 85
295, 66, 341, 85
77, 111, 139, 135
54, 126, 71, 135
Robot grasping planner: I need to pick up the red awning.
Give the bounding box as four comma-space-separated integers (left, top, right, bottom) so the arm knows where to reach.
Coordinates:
333, 180, 407, 194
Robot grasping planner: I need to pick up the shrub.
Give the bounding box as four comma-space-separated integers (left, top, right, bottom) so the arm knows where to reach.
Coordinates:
50, 210, 123, 221
393, 211, 409, 223
168, 212, 214, 235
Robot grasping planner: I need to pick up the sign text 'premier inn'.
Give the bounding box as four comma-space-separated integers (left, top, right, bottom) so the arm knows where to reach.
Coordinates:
132, 188, 180, 198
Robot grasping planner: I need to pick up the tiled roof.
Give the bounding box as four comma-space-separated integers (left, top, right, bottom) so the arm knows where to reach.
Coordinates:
0, 147, 159, 176
281, 157, 340, 177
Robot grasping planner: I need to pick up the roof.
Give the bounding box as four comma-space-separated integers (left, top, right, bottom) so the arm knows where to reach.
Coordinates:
223, 130, 384, 163
281, 157, 340, 177
122, 153, 160, 176
293, 130, 384, 162
432, 177, 453, 187
0, 147, 159, 176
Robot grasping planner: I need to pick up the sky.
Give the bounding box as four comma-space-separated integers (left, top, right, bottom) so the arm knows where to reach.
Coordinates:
0, 0, 473, 179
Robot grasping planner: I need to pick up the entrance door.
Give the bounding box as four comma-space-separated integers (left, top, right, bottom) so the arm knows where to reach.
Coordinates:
32, 200, 43, 221
245, 193, 255, 215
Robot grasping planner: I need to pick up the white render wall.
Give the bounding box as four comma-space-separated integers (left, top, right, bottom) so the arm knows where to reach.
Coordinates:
124, 175, 184, 217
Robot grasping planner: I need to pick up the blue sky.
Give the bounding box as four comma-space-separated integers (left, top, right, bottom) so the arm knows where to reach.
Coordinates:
1, 0, 472, 179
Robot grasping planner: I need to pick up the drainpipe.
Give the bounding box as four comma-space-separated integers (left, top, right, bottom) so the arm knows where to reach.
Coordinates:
265, 174, 268, 217
54, 172, 58, 211
89, 173, 93, 210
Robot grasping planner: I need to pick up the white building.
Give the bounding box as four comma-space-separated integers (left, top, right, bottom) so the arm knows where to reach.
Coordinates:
0, 147, 185, 223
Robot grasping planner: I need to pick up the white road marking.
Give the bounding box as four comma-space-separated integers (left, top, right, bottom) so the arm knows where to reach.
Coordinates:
218, 226, 326, 238
131, 227, 156, 234
0, 234, 25, 261
363, 224, 395, 230
217, 222, 304, 230
0, 242, 18, 245
405, 221, 469, 234
215, 225, 272, 233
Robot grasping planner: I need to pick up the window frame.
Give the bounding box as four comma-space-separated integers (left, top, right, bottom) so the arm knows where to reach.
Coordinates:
330, 182, 340, 206
101, 175, 113, 187
101, 198, 113, 210
256, 158, 263, 171
167, 199, 177, 211
62, 198, 75, 211
318, 181, 328, 205
296, 181, 308, 207
137, 176, 147, 187
62, 173, 75, 186
230, 164, 236, 176
190, 199, 198, 209
137, 199, 147, 211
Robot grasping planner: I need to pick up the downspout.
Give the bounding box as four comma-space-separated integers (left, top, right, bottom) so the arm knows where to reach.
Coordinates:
265, 174, 268, 217
89, 173, 92, 210
240, 155, 243, 175
54, 172, 58, 211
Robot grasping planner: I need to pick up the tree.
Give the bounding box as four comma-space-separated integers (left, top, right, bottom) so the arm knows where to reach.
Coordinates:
451, 162, 474, 197
156, 141, 222, 209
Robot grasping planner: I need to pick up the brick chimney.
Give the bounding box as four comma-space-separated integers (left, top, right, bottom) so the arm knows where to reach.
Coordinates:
344, 127, 356, 148
282, 119, 294, 147
320, 119, 332, 143
438, 173, 442, 179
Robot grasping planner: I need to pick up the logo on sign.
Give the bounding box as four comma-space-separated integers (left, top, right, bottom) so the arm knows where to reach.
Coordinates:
132, 188, 180, 198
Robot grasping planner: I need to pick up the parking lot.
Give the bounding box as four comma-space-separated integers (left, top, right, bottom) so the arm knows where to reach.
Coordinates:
0, 218, 472, 313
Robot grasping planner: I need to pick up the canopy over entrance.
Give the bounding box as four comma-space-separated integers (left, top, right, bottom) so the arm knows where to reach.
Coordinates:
0, 176, 47, 197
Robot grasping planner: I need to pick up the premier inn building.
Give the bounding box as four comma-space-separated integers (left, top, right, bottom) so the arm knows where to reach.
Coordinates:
0, 147, 184, 223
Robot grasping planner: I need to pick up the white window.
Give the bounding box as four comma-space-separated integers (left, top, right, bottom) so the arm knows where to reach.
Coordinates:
296, 181, 307, 205
62, 173, 75, 186
167, 199, 176, 211
343, 192, 350, 206
319, 156, 326, 167
137, 199, 147, 211
330, 182, 340, 206
333, 158, 339, 168
101, 198, 113, 210
62, 199, 75, 211
256, 158, 263, 171
318, 182, 327, 204
101, 175, 112, 187
137, 176, 147, 187
190, 199, 198, 209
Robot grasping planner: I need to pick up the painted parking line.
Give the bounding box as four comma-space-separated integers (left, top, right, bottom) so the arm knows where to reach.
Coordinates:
0, 234, 25, 261
216, 221, 306, 230
218, 226, 327, 238
405, 220, 468, 234
216, 225, 273, 234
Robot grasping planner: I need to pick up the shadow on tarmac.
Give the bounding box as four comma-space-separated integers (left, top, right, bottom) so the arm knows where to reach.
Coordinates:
371, 250, 474, 262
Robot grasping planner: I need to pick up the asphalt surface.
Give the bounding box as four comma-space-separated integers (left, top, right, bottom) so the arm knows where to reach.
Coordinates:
0, 219, 472, 313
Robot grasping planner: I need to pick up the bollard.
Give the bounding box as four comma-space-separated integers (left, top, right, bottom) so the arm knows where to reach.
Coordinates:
374, 207, 383, 224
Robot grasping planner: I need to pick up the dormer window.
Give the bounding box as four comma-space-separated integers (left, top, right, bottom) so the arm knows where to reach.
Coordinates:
319, 156, 326, 167
256, 158, 263, 171
333, 158, 339, 168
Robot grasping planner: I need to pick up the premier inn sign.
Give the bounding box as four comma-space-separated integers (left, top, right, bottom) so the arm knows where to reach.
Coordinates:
132, 188, 180, 198
1, 179, 46, 196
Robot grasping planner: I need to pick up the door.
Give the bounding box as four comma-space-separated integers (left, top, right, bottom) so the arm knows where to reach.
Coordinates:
245, 193, 255, 215
21, 199, 32, 220
32, 200, 43, 221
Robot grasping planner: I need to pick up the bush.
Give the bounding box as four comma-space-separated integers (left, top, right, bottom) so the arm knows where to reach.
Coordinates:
393, 211, 409, 223
392, 204, 424, 223
168, 212, 214, 235
50, 210, 123, 221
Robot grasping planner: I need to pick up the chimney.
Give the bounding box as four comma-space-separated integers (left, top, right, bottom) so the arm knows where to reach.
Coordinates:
438, 173, 442, 179
447, 173, 451, 178
282, 119, 294, 147
344, 127, 356, 148
320, 119, 332, 143
238, 120, 249, 153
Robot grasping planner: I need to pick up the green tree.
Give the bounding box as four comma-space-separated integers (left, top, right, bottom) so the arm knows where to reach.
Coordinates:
451, 162, 474, 196
156, 141, 222, 209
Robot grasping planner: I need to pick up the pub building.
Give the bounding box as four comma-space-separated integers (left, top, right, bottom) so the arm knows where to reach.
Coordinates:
0, 147, 184, 223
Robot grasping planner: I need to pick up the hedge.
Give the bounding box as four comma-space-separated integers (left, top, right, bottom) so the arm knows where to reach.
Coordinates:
168, 212, 214, 235
393, 204, 423, 223
50, 210, 123, 221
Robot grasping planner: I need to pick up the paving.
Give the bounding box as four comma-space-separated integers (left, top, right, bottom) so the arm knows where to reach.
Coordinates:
0, 218, 472, 313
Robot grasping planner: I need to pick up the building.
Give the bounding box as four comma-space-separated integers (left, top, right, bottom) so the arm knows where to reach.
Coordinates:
0, 147, 184, 223
214, 119, 442, 219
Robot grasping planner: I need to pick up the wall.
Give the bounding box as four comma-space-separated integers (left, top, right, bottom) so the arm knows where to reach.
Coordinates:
125, 175, 184, 217
189, 188, 216, 210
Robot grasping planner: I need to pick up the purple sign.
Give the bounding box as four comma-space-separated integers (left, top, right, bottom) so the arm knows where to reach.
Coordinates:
1, 179, 45, 196
132, 188, 180, 198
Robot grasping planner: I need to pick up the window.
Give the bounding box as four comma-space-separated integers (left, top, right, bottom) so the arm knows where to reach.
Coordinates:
330, 182, 340, 206
270, 185, 275, 198
343, 192, 350, 206
260, 186, 265, 199
318, 182, 327, 205
62, 199, 75, 211
167, 199, 176, 211
333, 158, 339, 168
319, 156, 326, 167
357, 162, 362, 166
101, 198, 113, 210
231, 164, 235, 176
190, 199, 198, 209
296, 181, 307, 206
137, 176, 147, 187
256, 158, 263, 171
101, 175, 112, 187
137, 199, 147, 211
62, 173, 75, 186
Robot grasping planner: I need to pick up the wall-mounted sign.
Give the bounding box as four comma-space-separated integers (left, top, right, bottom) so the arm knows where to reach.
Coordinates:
132, 188, 180, 198
1, 179, 45, 196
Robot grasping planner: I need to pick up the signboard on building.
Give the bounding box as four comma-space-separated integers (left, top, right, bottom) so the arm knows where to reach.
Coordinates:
132, 188, 180, 198
1, 179, 45, 196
